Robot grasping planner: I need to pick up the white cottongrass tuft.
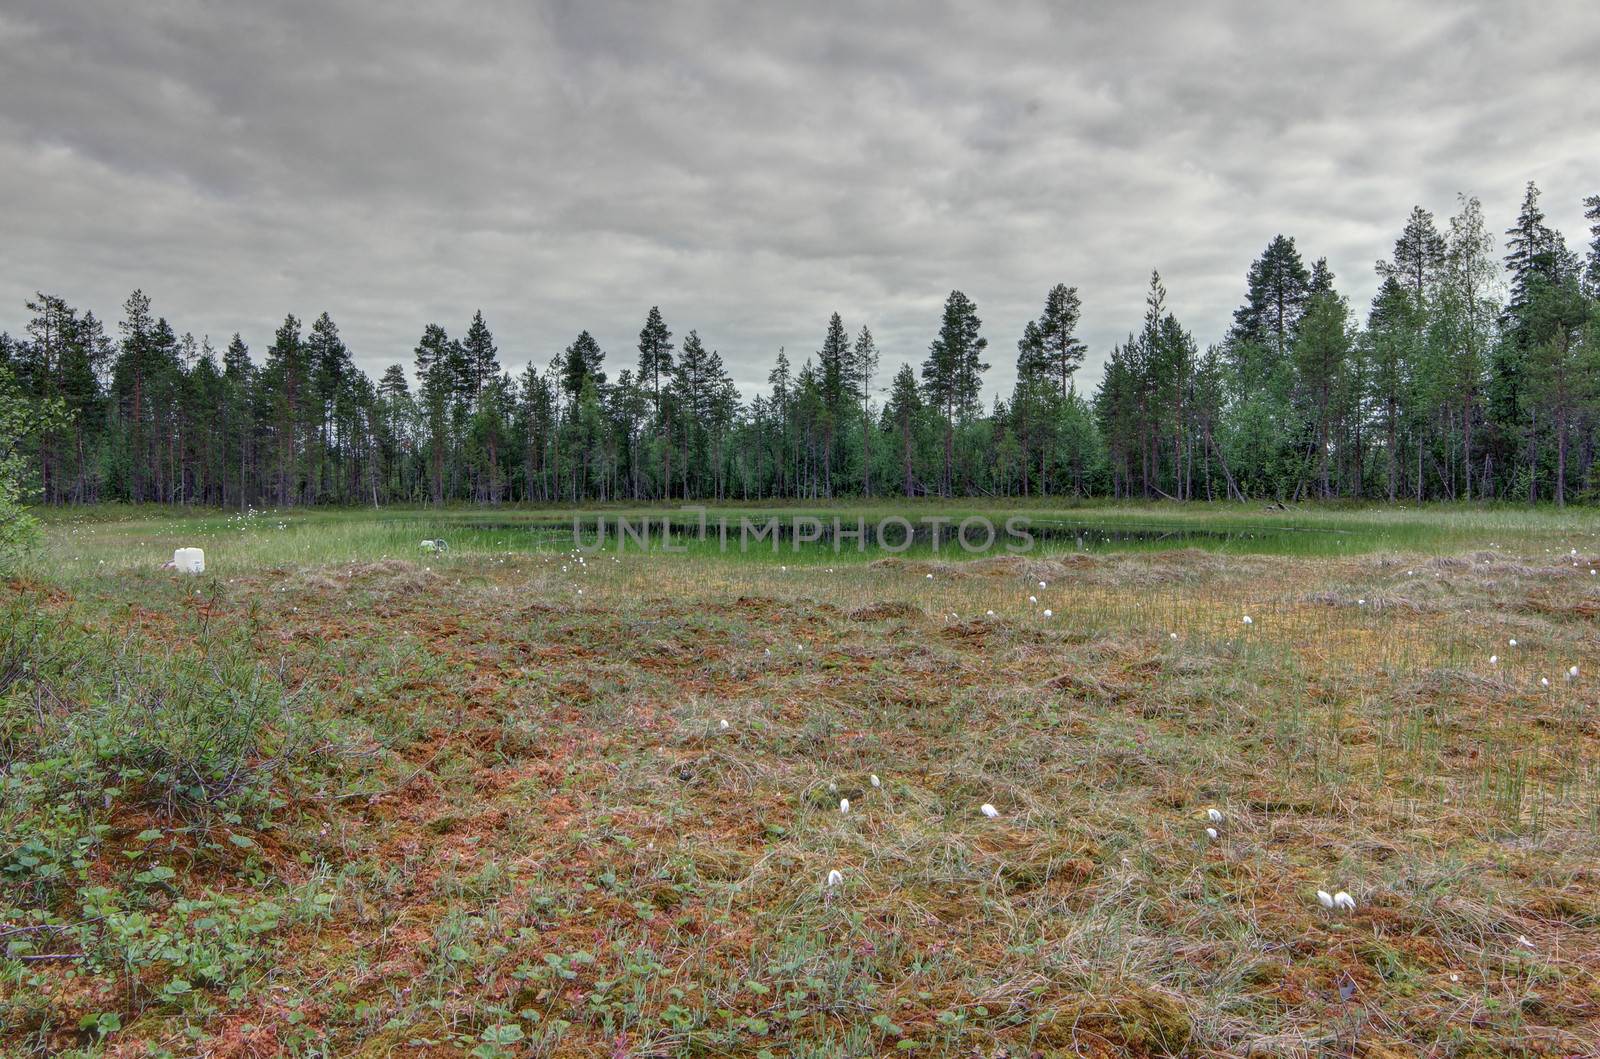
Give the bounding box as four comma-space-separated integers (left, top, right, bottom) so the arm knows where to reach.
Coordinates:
1038, 581, 1047, 589
1569, 665, 1580, 679
1509, 638, 1518, 647
1205, 827, 1219, 841
926, 573, 934, 579
719, 719, 730, 730
1028, 595, 1037, 603
826, 869, 843, 888
1241, 615, 1253, 625
1207, 808, 1224, 823
1334, 891, 1356, 911
839, 798, 850, 814
986, 609, 996, 617
1169, 632, 1178, 640
980, 803, 1000, 818
1043, 609, 1053, 618
1541, 677, 1550, 687
870, 774, 881, 788
1316, 889, 1334, 909
1490, 655, 1498, 665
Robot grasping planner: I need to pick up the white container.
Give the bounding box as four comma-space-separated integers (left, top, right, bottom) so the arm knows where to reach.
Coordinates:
173, 547, 205, 574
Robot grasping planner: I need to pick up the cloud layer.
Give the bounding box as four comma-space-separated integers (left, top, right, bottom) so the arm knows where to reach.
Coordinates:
3, 1, 1596, 398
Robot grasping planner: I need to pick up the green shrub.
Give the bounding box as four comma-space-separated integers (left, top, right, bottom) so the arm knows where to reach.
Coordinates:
1, 596, 315, 905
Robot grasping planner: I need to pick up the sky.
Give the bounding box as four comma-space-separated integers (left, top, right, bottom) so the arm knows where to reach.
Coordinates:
2, 1, 1596, 402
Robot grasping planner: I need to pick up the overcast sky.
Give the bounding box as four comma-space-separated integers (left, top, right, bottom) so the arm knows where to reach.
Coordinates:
2, 1, 1596, 400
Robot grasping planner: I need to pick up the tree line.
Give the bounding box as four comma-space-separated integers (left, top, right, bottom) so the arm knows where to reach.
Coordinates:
5, 181, 1599, 507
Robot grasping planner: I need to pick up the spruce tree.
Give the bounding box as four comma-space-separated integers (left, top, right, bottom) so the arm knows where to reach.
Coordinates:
1294, 287, 1352, 497
883, 363, 923, 497
1015, 320, 1046, 381
1308, 257, 1335, 297
1583, 193, 1600, 297
1521, 275, 1594, 505
461, 311, 500, 399
1499, 181, 1577, 499
560, 331, 606, 406
1367, 277, 1416, 501
1503, 181, 1576, 343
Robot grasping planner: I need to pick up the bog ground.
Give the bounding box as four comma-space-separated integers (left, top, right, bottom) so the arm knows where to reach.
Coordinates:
4, 504, 1600, 1058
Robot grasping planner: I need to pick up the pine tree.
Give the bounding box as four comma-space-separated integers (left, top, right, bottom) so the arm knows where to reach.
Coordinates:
850, 325, 879, 495
921, 290, 987, 495
222, 333, 256, 508
1230, 235, 1311, 361
62, 309, 112, 502
262, 314, 307, 504
306, 312, 353, 501
1436, 194, 1499, 500
113, 290, 159, 501
636, 306, 675, 497
1036, 284, 1087, 399
1377, 206, 1447, 299
413, 323, 455, 503
636, 306, 674, 408
816, 312, 854, 495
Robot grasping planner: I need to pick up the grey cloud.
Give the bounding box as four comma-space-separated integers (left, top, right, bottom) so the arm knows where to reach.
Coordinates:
2, 0, 1596, 399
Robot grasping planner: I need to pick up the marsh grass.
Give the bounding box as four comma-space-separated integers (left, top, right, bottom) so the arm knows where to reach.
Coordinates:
4, 503, 1600, 1055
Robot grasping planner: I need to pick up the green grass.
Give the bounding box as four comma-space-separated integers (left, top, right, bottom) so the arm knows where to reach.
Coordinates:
27, 499, 1600, 581
5, 502, 1600, 1056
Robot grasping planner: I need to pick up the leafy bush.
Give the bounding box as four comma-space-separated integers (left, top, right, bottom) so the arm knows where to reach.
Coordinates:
0, 364, 64, 573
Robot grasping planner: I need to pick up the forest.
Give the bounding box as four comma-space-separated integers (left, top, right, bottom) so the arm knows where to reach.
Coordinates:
5, 181, 1599, 508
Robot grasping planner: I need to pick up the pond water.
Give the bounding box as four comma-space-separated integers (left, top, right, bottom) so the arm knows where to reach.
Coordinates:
372, 511, 1376, 560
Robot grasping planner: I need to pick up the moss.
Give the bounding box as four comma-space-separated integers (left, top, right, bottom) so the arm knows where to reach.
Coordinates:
1036, 986, 1193, 1055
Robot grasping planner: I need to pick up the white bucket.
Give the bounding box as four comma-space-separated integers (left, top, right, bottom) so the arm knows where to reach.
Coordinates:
173, 547, 206, 574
